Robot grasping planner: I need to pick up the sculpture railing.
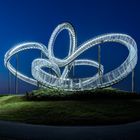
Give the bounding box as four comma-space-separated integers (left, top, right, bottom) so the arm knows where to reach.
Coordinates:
4, 22, 138, 91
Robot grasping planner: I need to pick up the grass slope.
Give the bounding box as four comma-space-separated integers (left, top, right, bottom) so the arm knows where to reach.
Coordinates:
0, 89, 140, 126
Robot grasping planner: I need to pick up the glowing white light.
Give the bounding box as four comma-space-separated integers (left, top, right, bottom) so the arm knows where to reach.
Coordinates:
4, 22, 138, 91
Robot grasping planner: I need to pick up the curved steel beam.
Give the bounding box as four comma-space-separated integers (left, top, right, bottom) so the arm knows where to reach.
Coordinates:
4, 22, 138, 91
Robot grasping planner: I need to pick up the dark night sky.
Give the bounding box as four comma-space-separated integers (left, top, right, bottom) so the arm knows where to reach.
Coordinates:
0, 0, 139, 94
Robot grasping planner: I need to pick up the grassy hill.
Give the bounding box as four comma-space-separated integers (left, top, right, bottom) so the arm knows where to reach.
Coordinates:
0, 88, 140, 126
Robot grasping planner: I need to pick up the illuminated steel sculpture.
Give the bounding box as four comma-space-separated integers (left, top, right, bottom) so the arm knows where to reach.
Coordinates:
4, 22, 138, 91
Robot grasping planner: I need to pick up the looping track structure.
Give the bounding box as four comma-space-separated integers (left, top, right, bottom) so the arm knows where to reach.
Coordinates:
4, 22, 138, 91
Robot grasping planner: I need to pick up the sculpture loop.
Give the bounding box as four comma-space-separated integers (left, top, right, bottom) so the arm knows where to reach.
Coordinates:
4, 22, 138, 91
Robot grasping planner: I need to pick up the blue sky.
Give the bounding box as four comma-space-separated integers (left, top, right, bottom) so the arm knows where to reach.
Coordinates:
0, 0, 140, 94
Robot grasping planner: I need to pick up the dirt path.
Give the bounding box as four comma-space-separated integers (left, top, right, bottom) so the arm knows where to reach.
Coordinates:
0, 120, 140, 140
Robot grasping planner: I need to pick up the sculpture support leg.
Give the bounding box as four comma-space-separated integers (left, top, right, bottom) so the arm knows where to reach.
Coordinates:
98, 45, 102, 85
15, 54, 18, 94
8, 70, 11, 94
132, 69, 134, 92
